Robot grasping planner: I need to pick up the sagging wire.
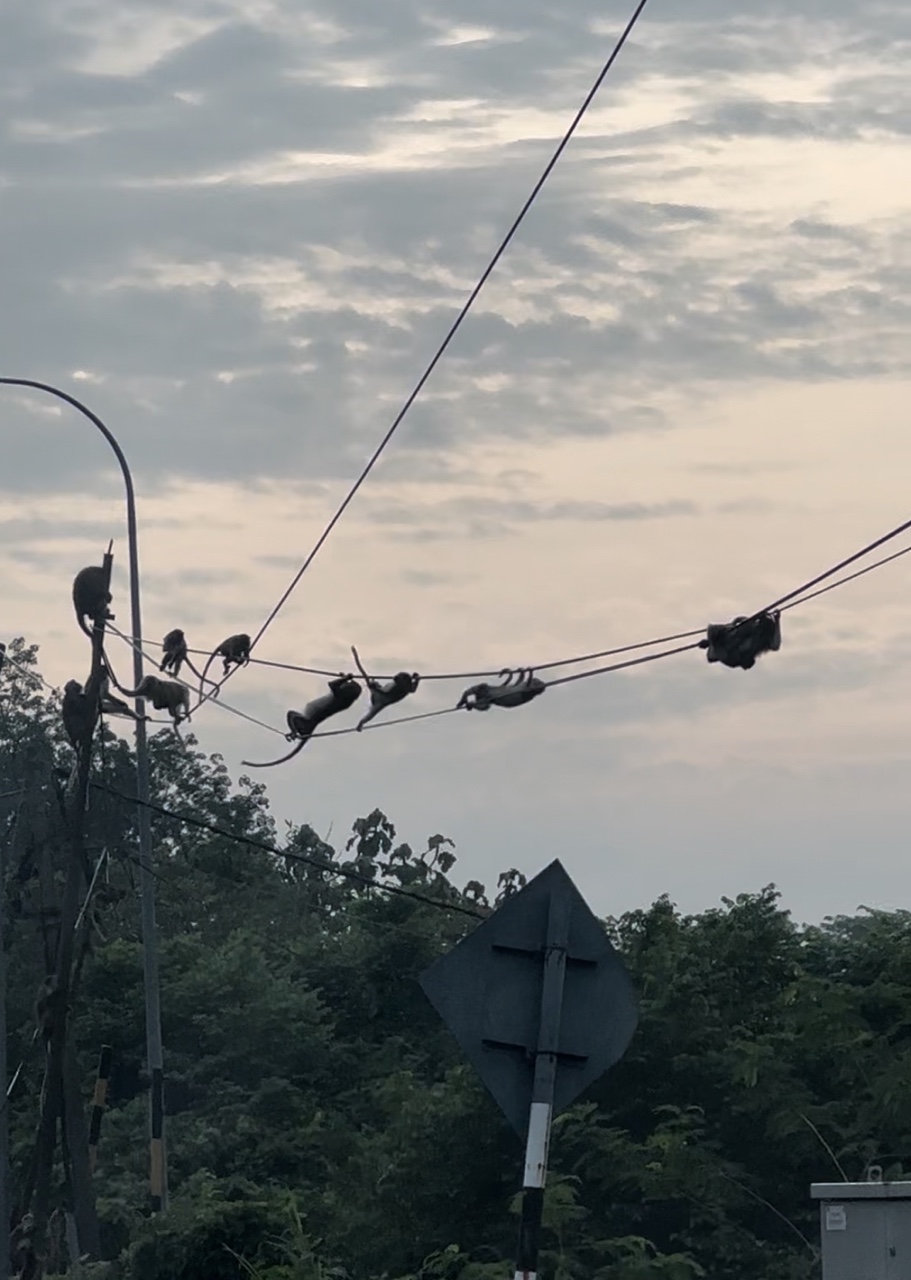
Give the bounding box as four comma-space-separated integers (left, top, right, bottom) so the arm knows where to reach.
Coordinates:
183, 626, 708, 684
119, 522, 911, 763
176, 538, 911, 692
545, 642, 704, 688
91, 782, 484, 920
226, 0, 655, 676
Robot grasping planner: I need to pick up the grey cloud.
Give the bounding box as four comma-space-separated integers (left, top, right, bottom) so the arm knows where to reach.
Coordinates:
366, 495, 699, 539
0, 0, 909, 504
399, 568, 468, 589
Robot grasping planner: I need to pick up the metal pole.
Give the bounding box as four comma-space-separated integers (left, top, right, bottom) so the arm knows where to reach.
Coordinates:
0, 377, 167, 1210
0, 814, 8, 1280
514, 882, 571, 1280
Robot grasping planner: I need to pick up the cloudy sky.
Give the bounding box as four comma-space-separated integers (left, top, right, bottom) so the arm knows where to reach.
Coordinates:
2, 0, 910, 924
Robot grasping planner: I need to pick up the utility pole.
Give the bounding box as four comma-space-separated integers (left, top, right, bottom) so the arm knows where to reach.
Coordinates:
24, 548, 111, 1273
0, 804, 9, 1280
125, 504, 167, 1213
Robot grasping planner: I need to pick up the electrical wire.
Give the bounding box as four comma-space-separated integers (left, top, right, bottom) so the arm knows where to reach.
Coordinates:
118, 521, 911, 757
545, 641, 703, 688
91, 782, 484, 919
118, 536, 911, 700
780, 542, 911, 614
183, 627, 707, 685
1, 653, 55, 694
756, 517, 911, 618
240, 0, 654, 663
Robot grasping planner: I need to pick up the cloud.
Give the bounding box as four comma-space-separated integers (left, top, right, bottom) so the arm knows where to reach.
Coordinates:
2, 0, 911, 922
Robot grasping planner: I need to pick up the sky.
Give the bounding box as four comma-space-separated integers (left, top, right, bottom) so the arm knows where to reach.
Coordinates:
1, 0, 910, 925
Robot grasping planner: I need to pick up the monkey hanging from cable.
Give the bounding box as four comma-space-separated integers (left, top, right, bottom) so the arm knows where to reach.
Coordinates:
700, 610, 781, 671
72, 565, 113, 638
350, 646, 420, 731
119, 675, 191, 728
457, 668, 546, 711
242, 674, 362, 768
198, 633, 251, 699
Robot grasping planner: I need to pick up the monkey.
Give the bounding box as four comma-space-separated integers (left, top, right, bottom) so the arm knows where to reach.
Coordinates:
160, 628, 213, 684
120, 675, 190, 726
700, 610, 781, 671
161, 628, 188, 678
350, 645, 420, 731
457, 667, 546, 712
10, 1212, 36, 1279
99, 670, 148, 722
61, 679, 99, 748
72, 565, 113, 638
243, 675, 361, 768
34, 975, 64, 1051
0, 641, 6, 671
198, 633, 251, 699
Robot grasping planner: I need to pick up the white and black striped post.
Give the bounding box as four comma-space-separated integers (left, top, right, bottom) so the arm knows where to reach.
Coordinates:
514, 879, 572, 1280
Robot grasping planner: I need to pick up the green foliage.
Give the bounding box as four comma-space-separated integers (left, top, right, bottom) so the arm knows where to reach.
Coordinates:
4, 645, 911, 1280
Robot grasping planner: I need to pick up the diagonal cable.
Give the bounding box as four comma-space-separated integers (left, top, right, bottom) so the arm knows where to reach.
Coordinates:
243, 0, 653, 659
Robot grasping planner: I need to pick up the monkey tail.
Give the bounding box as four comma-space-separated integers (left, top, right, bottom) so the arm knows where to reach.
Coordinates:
241, 739, 308, 769
184, 655, 217, 687
198, 653, 217, 702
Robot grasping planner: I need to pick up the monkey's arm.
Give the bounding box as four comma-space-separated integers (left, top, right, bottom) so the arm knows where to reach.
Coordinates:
356, 703, 381, 731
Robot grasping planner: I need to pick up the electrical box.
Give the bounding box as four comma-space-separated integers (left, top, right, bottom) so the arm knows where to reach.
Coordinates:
812, 1179, 911, 1279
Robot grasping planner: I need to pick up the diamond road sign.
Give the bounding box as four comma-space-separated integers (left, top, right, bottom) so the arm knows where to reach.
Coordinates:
420, 859, 638, 1135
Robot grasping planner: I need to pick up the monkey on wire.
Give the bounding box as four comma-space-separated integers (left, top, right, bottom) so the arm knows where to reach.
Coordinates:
198, 632, 251, 699
700, 610, 781, 670
350, 646, 420, 731
457, 668, 546, 711
243, 674, 361, 768
72, 565, 113, 638
120, 675, 191, 728
160, 628, 214, 685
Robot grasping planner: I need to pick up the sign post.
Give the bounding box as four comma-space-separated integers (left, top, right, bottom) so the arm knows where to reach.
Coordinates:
514, 875, 571, 1280
420, 859, 638, 1280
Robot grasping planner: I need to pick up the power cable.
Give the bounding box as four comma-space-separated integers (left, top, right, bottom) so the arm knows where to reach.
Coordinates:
185, 627, 706, 684
117, 522, 911, 756
91, 783, 484, 919
116, 539, 911, 696
756, 517, 911, 619
240, 0, 653, 663
545, 641, 703, 688
780, 542, 911, 614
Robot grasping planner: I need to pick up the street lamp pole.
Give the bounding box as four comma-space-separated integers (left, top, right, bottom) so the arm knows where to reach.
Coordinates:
0, 377, 167, 1211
